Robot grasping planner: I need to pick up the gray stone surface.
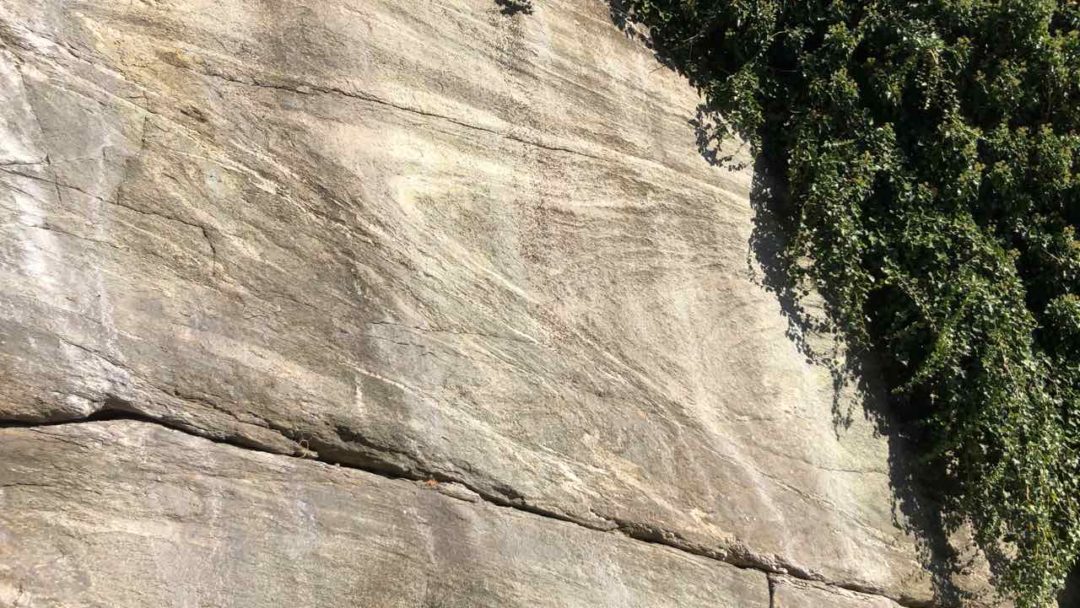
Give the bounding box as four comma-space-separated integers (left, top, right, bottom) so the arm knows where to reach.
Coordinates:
0, 420, 770, 607
0, 0, 984, 603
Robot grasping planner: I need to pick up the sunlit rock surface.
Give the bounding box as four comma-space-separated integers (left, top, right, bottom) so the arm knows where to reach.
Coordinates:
0, 0, 1001, 605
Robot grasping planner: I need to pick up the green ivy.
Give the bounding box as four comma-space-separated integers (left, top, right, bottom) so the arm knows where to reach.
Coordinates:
617, 1, 1079, 605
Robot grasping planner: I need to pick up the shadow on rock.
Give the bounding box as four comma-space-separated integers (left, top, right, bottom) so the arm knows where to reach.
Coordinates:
1061, 563, 1080, 608
601, 3, 987, 604
694, 76, 974, 608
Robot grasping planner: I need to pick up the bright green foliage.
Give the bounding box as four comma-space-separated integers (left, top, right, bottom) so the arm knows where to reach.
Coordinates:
617, 1, 1080, 605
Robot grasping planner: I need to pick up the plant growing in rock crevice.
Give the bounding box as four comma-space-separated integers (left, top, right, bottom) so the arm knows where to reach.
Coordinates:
617, 1, 1079, 606
495, 0, 534, 16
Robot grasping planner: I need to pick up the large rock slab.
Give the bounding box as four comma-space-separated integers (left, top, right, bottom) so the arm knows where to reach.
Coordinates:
0, 420, 771, 607
0, 0, 934, 601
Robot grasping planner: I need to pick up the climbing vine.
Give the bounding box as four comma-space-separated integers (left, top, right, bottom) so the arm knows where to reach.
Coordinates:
616, 1, 1079, 605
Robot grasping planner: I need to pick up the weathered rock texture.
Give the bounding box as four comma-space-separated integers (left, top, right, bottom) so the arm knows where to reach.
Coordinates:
0, 420, 770, 608
0, 0, 999, 606
770, 576, 905, 608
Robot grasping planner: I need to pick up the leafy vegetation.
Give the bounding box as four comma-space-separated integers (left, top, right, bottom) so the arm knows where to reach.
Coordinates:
616, 1, 1079, 605
495, 0, 534, 15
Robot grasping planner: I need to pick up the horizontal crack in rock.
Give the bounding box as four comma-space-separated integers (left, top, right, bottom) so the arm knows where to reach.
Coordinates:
2, 410, 930, 608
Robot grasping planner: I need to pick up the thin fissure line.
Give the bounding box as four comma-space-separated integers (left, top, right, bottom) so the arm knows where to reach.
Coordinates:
2, 412, 927, 607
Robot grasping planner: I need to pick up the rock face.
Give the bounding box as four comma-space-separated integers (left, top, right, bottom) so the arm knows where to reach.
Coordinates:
0, 421, 770, 608
0, 0, 997, 606
770, 576, 905, 608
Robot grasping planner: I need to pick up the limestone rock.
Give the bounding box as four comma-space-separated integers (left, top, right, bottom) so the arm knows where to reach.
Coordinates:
0, 0, 983, 603
0, 420, 770, 607
771, 576, 904, 608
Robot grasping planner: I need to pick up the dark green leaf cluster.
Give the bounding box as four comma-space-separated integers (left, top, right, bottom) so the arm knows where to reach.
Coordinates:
618, 1, 1080, 605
